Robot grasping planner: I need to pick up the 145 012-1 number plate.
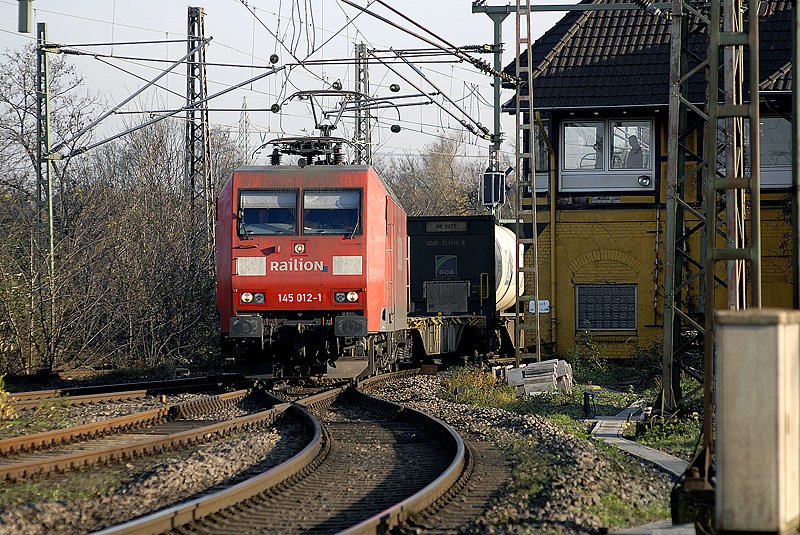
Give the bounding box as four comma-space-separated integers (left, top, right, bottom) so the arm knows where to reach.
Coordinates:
275, 292, 323, 304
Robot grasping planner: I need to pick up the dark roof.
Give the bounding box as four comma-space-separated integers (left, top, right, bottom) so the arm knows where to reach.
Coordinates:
504, 0, 792, 111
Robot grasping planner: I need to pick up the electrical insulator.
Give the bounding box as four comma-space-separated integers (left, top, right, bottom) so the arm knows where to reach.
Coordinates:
270, 148, 281, 166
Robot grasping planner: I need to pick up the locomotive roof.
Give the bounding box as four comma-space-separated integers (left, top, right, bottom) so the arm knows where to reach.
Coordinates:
230, 165, 404, 210
233, 164, 371, 172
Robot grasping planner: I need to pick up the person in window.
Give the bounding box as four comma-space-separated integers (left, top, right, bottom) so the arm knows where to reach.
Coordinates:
626, 135, 643, 168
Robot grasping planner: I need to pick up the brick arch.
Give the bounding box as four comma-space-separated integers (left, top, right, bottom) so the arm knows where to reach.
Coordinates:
568, 249, 643, 275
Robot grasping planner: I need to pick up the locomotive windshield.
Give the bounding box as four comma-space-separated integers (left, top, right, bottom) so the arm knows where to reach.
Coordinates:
238, 190, 297, 236
302, 190, 361, 235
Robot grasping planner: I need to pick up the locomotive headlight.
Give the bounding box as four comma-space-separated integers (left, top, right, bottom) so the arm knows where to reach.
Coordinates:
334, 292, 347, 303
346, 291, 359, 302
241, 292, 264, 304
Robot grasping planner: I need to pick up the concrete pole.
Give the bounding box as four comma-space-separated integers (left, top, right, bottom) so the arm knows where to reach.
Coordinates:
488, 11, 509, 162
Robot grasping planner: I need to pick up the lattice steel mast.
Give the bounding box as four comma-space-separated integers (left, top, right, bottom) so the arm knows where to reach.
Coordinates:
664, 0, 761, 493
35, 22, 56, 370
354, 42, 372, 165
238, 97, 250, 165
185, 6, 214, 253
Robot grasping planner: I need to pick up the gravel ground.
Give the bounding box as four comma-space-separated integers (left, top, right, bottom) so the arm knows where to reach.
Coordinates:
0, 376, 674, 534
368, 373, 675, 534
0, 402, 307, 534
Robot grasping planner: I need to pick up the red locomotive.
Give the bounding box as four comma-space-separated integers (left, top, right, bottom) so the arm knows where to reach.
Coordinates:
215, 139, 409, 377
217, 138, 522, 378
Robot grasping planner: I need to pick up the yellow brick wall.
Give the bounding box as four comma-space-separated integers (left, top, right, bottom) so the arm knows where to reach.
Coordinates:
525, 204, 792, 358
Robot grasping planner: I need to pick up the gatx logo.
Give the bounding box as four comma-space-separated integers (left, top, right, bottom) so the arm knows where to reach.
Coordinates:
269, 259, 328, 272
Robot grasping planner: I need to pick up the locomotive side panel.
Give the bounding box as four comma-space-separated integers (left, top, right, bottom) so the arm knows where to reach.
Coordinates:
388, 195, 408, 329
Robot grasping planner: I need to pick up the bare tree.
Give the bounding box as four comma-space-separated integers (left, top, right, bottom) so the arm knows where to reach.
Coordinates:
0, 46, 99, 374
0, 46, 244, 374
376, 137, 485, 216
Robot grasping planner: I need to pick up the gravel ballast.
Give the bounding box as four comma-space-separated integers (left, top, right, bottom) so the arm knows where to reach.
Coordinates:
0, 375, 674, 534
0, 406, 306, 534
369, 373, 674, 534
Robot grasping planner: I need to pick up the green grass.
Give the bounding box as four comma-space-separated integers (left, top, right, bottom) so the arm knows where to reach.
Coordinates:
439, 364, 682, 529
587, 493, 670, 527
624, 412, 702, 461
0, 465, 127, 507
442, 367, 518, 407
496, 435, 561, 499
0, 398, 73, 439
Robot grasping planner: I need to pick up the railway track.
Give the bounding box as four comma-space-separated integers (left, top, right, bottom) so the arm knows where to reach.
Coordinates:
0, 389, 280, 481
2, 370, 507, 534
9, 374, 251, 411
92, 370, 467, 534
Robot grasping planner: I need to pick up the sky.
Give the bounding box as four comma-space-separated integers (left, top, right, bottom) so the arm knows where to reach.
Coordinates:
0, 1, 574, 165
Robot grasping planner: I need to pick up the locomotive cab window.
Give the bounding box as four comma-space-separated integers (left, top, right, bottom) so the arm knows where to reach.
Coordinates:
303, 190, 361, 235
239, 190, 297, 236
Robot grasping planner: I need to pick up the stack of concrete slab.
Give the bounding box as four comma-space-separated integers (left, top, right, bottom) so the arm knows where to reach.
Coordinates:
494, 359, 573, 396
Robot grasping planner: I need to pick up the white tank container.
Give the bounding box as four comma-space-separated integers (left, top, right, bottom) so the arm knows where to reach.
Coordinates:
494, 225, 524, 311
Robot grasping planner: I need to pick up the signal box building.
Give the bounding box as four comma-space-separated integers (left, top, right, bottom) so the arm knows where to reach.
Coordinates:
505, 0, 793, 357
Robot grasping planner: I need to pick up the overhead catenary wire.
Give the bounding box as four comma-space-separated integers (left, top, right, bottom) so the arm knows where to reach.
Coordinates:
69, 65, 287, 156
368, 50, 491, 141
14, 0, 501, 161
336, 0, 516, 84
94, 56, 186, 102
54, 48, 470, 69
52, 37, 212, 153
393, 51, 490, 138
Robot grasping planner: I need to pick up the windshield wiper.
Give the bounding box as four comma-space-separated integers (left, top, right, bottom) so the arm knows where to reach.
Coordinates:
238, 209, 252, 240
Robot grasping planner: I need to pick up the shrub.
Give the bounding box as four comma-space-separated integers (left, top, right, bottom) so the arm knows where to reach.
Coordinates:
441, 367, 517, 407
0, 376, 15, 420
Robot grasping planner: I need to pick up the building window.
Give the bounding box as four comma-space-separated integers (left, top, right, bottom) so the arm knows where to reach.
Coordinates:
525, 117, 551, 193
741, 116, 792, 189
560, 119, 654, 192
610, 121, 651, 170
533, 123, 551, 175
563, 122, 604, 170
576, 284, 637, 331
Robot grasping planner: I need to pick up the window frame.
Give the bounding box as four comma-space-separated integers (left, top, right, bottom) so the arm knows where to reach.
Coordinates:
301, 188, 363, 236
237, 189, 298, 237
575, 283, 637, 332
531, 118, 552, 193
559, 118, 655, 193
